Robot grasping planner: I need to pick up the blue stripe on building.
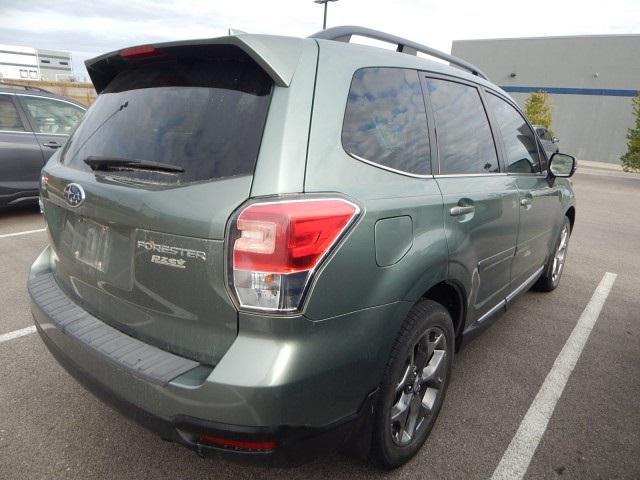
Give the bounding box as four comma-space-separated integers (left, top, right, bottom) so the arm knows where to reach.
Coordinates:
500, 86, 638, 97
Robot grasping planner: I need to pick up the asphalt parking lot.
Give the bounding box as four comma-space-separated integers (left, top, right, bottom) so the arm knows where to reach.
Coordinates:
1, 168, 638, 480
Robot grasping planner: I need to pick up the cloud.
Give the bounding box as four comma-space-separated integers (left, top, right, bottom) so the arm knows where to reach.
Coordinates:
1, 0, 638, 81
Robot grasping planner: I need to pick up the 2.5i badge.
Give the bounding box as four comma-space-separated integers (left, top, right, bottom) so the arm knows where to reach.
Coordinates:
137, 240, 207, 269
150, 255, 187, 269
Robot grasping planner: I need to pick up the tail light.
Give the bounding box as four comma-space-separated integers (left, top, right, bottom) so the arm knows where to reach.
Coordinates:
119, 45, 161, 59
227, 197, 360, 312
198, 434, 276, 452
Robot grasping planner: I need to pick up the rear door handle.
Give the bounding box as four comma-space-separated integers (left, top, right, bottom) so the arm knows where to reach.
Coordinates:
43, 141, 62, 149
450, 205, 475, 216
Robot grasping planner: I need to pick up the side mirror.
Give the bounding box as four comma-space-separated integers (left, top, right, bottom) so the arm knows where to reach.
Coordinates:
552, 137, 559, 143
549, 153, 576, 178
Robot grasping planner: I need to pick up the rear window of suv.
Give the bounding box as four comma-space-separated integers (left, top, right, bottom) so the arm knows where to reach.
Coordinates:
61, 51, 273, 184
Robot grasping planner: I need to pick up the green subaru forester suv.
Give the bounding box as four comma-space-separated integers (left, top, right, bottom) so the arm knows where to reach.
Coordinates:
29, 26, 576, 468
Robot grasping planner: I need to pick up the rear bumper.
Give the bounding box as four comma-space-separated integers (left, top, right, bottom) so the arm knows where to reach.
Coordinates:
29, 246, 403, 462
35, 320, 373, 463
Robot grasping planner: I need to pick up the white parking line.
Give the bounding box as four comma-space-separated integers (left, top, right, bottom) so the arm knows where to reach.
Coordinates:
0, 326, 37, 344
491, 272, 617, 480
0, 228, 46, 239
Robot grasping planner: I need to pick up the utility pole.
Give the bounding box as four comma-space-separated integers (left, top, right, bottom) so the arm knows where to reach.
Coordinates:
314, 0, 339, 30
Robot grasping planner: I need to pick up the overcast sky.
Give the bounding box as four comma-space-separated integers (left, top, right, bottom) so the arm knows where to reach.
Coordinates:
1, 0, 639, 81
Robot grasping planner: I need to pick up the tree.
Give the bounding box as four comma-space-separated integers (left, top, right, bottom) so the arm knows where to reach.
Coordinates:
621, 92, 640, 172
524, 91, 554, 137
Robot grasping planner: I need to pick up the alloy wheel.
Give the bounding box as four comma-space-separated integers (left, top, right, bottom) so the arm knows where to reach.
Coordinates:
552, 225, 569, 284
390, 326, 448, 446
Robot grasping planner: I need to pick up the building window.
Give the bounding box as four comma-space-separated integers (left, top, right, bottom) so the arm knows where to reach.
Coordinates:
59, 61, 69, 65
29, 70, 38, 79
41, 59, 51, 64
19, 69, 28, 78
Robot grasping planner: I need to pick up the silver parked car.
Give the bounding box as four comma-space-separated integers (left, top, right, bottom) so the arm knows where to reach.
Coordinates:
0, 83, 86, 208
533, 125, 559, 160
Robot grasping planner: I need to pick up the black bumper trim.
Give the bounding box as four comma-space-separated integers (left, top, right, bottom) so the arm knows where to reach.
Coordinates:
28, 273, 199, 386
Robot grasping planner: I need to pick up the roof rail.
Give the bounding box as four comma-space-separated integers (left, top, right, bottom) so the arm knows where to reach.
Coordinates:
309, 25, 488, 80
0, 82, 52, 93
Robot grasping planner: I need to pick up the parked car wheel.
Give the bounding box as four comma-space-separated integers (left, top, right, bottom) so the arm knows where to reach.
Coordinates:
371, 299, 454, 468
535, 216, 571, 292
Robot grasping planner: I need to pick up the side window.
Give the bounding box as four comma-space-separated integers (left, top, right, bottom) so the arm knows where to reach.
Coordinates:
342, 67, 431, 176
0, 96, 25, 132
486, 93, 542, 174
537, 128, 550, 141
19, 96, 84, 135
426, 78, 498, 174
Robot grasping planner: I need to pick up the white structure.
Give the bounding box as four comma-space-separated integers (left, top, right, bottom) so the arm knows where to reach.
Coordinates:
0, 44, 40, 80
36, 49, 74, 81
0, 44, 74, 82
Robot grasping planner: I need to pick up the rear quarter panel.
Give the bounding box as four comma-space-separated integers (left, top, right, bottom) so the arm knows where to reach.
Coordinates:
302, 40, 449, 321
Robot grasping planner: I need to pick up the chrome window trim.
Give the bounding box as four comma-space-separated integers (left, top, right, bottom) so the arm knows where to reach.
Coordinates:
34, 132, 70, 137
346, 152, 434, 179
433, 173, 507, 178
14, 93, 87, 110
0, 129, 31, 135
506, 172, 547, 177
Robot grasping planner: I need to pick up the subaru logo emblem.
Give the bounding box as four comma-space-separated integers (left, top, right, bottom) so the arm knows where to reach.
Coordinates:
64, 183, 85, 207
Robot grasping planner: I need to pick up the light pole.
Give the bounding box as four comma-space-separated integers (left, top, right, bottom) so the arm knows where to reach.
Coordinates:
314, 0, 339, 30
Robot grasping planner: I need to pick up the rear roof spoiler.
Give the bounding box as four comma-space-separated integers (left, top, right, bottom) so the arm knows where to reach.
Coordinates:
85, 35, 306, 93
310, 25, 488, 80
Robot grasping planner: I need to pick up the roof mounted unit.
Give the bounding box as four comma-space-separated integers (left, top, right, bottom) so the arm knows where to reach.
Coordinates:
310, 25, 488, 80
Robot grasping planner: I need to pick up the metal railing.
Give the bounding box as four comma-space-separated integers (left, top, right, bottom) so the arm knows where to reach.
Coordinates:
309, 25, 488, 80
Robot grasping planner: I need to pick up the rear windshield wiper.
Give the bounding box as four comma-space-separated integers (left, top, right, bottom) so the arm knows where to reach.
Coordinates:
84, 156, 185, 173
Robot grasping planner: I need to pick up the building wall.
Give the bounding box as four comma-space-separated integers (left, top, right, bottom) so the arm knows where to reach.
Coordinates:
37, 49, 73, 81
0, 44, 40, 81
0, 79, 96, 106
452, 35, 640, 163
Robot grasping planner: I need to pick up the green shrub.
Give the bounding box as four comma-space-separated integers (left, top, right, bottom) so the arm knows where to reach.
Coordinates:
621, 93, 640, 172
524, 91, 554, 137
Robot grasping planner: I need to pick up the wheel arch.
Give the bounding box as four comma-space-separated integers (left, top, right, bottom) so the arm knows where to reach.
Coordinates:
421, 280, 467, 348
565, 206, 576, 231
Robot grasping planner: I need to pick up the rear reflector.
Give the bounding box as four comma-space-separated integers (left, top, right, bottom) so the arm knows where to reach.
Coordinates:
119, 45, 160, 59
228, 197, 360, 312
198, 434, 277, 451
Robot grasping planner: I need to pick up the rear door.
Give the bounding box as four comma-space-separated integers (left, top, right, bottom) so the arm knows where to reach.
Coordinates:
485, 92, 560, 289
17, 94, 85, 160
0, 93, 44, 203
41, 45, 277, 365
424, 76, 519, 323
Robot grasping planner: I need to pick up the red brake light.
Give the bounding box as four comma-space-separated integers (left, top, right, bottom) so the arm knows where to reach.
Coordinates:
119, 45, 160, 59
234, 199, 358, 274
198, 434, 276, 451
228, 197, 360, 312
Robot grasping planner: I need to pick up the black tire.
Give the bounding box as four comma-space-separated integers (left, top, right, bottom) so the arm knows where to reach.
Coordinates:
534, 216, 571, 292
370, 299, 454, 469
